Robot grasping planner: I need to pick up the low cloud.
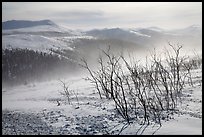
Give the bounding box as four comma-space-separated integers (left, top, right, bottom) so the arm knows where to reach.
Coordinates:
2, 2, 202, 30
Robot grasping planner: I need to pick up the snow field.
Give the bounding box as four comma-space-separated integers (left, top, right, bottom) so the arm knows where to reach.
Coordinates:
2, 68, 202, 135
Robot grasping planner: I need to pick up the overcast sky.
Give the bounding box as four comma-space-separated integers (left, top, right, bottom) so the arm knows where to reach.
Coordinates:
2, 2, 202, 30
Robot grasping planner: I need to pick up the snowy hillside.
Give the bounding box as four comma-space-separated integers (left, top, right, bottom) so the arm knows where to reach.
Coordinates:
2, 34, 74, 53
2, 25, 83, 36
2, 20, 202, 55
128, 29, 151, 37
2, 34, 96, 53
2, 20, 95, 53
2, 67, 202, 135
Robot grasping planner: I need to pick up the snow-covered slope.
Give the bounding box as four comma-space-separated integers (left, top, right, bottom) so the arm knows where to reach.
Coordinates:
166, 25, 202, 36
85, 27, 152, 39
2, 34, 74, 52
128, 29, 151, 37
2, 68, 202, 135
2, 34, 97, 53
3, 25, 83, 36
2, 20, 95, 53
2, 20, 202, 54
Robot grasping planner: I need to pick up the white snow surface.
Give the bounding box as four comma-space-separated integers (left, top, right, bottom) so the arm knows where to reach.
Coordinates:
129, 30, 151, 37
2, 25, 82, 35
2, 25, 96, 53
2, 68, 202, 135
2, 34, 74, 52
2, 34, 96, 53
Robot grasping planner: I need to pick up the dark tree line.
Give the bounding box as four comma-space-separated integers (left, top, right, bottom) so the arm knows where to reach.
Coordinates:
2, 48, 78, 86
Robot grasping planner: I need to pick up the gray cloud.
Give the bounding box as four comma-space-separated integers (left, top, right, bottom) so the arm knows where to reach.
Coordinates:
49, 10, 107, 23
57, 10, 104, 18
2, 2, 202, 30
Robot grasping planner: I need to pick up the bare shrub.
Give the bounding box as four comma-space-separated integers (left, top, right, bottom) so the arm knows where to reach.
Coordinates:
59, 79, 74, 104
81, 43, 195, 126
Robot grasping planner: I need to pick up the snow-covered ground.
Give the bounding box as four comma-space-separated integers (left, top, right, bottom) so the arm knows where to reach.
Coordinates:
128, 30, 151, 37
2, 68, 202, 135
2, 25, 82, 35
2, 24, 96, 53
2, 34, 96, 52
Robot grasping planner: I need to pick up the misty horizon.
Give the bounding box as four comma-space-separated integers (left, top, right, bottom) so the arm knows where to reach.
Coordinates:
2, 2, 202, 31
2, 19, 202, 32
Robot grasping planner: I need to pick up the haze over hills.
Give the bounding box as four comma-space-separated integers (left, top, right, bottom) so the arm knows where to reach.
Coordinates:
2, 19, 202, 59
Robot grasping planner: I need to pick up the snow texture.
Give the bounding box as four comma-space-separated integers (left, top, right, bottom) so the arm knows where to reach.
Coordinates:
2, 68, 202, 135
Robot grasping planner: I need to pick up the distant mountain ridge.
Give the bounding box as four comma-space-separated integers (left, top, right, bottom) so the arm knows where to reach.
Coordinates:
2, 20, 57, 30
2, 20, 201, 56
